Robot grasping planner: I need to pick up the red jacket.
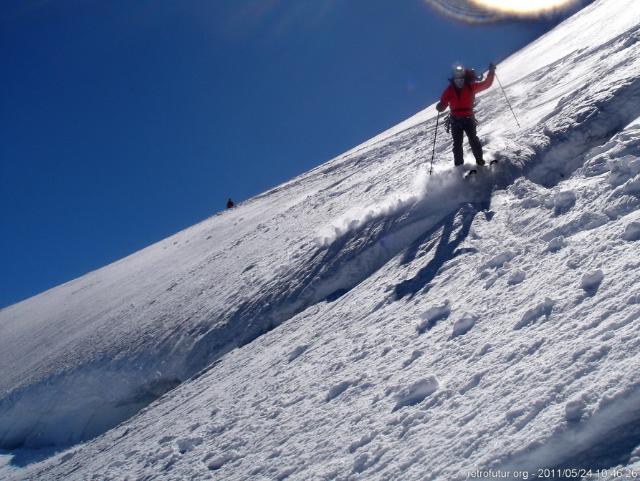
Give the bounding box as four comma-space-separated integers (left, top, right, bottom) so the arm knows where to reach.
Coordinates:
437, 71, 495, 118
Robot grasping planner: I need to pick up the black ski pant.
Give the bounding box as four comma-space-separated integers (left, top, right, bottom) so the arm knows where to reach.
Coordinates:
451, 116, 484, 166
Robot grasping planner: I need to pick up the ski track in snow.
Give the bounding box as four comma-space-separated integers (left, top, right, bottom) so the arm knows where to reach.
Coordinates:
3, 0, 640, 480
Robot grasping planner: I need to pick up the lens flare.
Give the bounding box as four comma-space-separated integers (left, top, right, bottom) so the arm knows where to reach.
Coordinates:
424, 0, 581, 23
470, 0, 577, 15
424, 0, 502, 23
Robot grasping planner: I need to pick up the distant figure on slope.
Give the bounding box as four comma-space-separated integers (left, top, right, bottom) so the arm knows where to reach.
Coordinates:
226, 198, 235, 209
436, 63, 496, 169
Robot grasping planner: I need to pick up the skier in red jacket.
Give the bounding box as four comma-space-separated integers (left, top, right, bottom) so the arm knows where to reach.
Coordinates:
436, 63, 496, 168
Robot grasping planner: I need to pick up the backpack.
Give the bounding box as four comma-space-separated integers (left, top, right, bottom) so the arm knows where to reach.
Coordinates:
464, 68, 480, 83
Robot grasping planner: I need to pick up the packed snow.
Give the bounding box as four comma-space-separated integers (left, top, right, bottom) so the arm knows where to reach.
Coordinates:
2, 0, 640, 479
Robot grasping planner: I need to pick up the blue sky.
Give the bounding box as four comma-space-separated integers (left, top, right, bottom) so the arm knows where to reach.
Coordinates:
0, 1, 581, 308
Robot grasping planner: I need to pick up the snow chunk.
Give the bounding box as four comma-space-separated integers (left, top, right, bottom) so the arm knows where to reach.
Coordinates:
326, 379, 358, 402
288, 344, 310, 363
623, 222, 640, 241
402, 350, 423, 368
585, 345, 610, 363
546, 236, 567, 253
416, 301, 451, 334
459, 372, 485, 395
352, 447, 388, 474
393, 377, 439, 411
507, 269, 527, 285
483, 251, 516, 270
176, 437, 203, 454
451, 313, 478, 338
348, 431, 377, 453
551, 191, 577, 215
609, 155, 640, 187
477, 343, 492, 357
514, 298, 555, 330
581, 270, 604, 295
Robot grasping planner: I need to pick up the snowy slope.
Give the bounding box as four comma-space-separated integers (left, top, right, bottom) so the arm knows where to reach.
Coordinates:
3, 0, 640, 479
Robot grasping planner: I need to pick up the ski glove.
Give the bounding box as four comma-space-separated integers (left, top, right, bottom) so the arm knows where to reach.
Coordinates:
489, 62, 496, 72
436, 102, 446, 112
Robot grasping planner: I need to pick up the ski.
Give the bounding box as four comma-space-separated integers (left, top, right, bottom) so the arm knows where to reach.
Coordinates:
464, 158, 499, 179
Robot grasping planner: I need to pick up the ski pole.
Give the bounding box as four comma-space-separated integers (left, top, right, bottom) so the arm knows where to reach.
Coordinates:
495, 72, 521, 129
429, 112, 441, 176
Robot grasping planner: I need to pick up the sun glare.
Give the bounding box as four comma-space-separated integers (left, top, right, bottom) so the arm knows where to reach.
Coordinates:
423, 0, 578, 24
469, 0, 577, 15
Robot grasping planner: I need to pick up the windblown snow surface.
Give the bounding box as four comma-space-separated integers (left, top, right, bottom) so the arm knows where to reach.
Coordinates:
3, 0, 640, 479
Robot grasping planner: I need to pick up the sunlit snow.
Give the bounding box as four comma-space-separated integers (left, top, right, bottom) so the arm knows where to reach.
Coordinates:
2, 0, 640, 480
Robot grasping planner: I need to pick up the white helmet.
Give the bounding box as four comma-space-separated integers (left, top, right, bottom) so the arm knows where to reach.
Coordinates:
452, 65, 466, 88
452, 65, 465, 79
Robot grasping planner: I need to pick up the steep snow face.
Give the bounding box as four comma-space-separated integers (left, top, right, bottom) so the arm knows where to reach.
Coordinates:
14, 115, 640, 481
3, 0, 640, 478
